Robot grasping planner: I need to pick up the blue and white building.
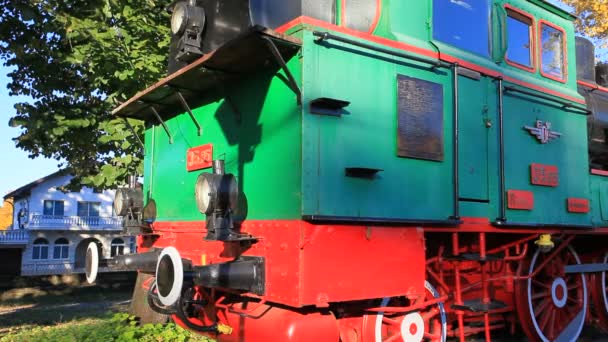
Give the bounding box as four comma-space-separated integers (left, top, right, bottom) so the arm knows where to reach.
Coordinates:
0, 171, 134, 276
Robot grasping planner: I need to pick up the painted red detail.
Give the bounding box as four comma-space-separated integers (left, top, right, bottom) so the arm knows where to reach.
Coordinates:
591, 168, 608, 176
530, 163, 559, 187
173, 303, 340, 342
150, 220, 426, 307
368, 0, 382, 34
578, 80, 608, 94
504, 5, 537, 74
567, 198, 589, 213
538, 20, 568, 83
340, 0, 346, 26
507, 190, 534, 210
186, 144, 213, 171
274, 16, 585, 105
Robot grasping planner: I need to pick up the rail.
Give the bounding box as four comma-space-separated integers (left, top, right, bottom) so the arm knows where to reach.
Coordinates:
28, 215, 122, 230
0, 229, 28, 244
21, 261, 111, 276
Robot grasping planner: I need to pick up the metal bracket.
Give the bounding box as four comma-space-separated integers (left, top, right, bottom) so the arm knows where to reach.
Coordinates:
175, 91, 202, 136
121, 117, 145, 149
150, 107, 174, 144
261, 36, 302, 105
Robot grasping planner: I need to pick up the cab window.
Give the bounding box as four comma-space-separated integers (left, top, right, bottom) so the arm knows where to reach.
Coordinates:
540, 22, 565, 81
505, 8, 534, 71
433, 0, 491, 57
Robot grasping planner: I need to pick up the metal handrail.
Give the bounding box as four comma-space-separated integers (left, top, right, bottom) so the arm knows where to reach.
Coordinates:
0, 229, 28, 243
28, 215, 122, 229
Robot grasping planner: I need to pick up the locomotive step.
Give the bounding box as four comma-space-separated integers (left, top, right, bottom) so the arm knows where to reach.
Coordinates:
452, 299, 507, 313
443, 252, 505, 262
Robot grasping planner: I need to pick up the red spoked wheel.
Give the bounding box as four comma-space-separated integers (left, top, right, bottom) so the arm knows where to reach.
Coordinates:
591, 252, 608, 332
362, 280, 446, 342
515, 245, 587, 342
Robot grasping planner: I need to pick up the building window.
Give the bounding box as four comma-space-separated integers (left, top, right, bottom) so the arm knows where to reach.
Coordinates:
43, 200, 64, 216
540, 22, 565, 81
111, 238, 125, 257
77, 202, 100, 217
433, 0, 491, 57
505, 7, 534, 71
53, 238, 69, 259
33, 238, 49, 260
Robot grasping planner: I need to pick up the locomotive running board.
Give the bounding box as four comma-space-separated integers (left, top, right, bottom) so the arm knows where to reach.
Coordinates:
564, 263, 608, 273
491, 221, 593, 229
112, 26, 302, 121
303, 215, 462, 227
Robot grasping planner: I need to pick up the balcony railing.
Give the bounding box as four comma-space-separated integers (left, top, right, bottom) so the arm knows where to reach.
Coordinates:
21, 261, 111, 276
0, 229, 28, 244
27, 215, 123, 230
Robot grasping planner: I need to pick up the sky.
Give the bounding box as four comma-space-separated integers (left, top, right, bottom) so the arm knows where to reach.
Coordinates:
0, 0, 598, 202
0, 68, 60, 200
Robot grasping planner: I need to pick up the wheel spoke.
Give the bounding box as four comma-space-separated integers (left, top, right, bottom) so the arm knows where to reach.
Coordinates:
547, 307, 556, 339
384, 332, 403, 342
531, 290, 550, 300
534, 298, 551, 317
567, 283, 581, 291
539, 306, 553, 332
532, 279, 551, 289
382, 316, 401, 327
566, 296, 581, 306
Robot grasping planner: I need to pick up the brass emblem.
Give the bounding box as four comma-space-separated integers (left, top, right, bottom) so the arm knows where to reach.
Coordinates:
524, 120, 561, 144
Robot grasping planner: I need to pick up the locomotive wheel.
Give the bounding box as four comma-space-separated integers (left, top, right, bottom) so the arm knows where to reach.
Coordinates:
591, 252, 608, 332
515, 245, 587, 342
362, 280, 446, 342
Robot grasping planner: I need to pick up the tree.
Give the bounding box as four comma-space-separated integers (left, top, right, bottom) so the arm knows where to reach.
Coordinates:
562, 0, 608, 53
0, 0, 170, 188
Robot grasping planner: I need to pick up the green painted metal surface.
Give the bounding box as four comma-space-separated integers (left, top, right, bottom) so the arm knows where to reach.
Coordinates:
301, 31, 453, 220
137, 0, 603, 227
143, 64, 303, 222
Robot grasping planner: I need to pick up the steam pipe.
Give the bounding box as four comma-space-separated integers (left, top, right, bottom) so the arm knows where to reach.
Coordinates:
107, 249, 161, 273
155, 247, 265, 307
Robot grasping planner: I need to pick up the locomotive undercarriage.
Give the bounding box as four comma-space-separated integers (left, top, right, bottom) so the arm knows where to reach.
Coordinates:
91, 222, 608, 342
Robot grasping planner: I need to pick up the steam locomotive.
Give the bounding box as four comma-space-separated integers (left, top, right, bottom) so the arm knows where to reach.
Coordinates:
85, 0, 608, 341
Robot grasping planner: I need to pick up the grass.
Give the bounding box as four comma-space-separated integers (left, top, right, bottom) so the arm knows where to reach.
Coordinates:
0, 314, 213, 342
0, 274, 214, 341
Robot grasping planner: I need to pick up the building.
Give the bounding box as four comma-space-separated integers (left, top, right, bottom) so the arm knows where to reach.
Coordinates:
0, 171, 133, 276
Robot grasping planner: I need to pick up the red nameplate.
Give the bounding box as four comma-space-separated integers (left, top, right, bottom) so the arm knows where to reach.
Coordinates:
530, 163, 559, 187
567, 198, 589, 213
186, 144, 213, 171
507, 190, 534, 210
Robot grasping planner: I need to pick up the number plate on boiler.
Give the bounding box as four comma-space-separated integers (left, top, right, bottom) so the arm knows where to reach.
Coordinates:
530, 163, 558, 187
186, 144, 213, 171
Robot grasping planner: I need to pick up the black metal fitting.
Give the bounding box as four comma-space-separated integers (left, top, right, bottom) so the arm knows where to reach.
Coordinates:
185, 256, 265, 295
107, 249, 162, 273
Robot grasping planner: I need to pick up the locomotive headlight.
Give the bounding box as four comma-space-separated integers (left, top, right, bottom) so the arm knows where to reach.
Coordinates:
195, 173, 238, 215
170, 1, 206, 36
114, 188, 144, 216
171, 2, 188, 35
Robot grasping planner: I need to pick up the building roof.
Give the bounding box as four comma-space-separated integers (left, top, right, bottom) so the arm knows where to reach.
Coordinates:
3, 170, 68, 201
